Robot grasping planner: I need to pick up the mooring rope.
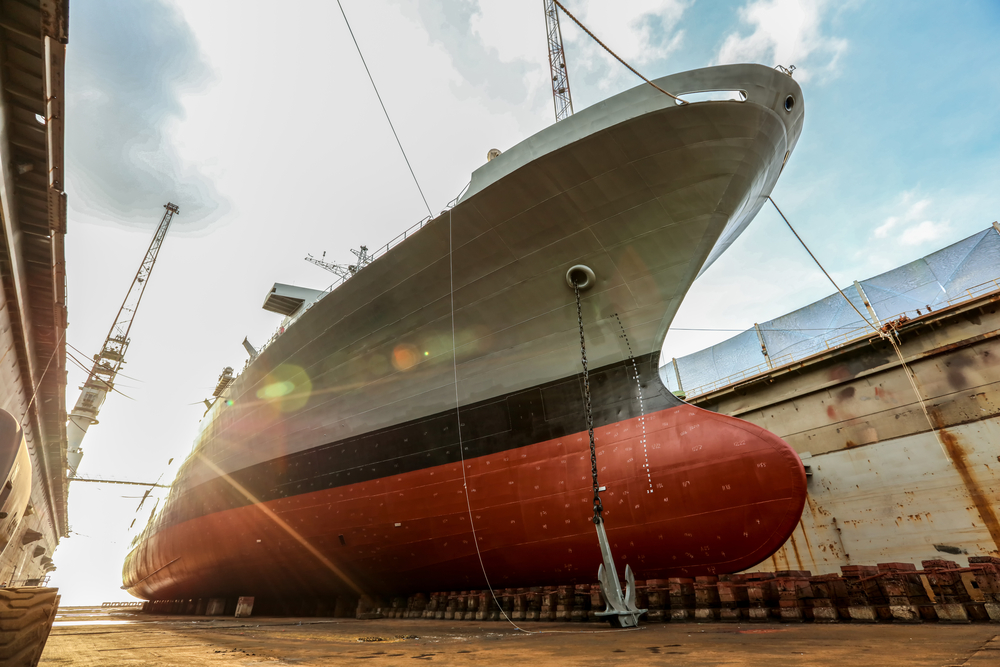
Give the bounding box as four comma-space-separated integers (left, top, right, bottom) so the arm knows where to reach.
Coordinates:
552, 0, 686, 105
767, 196, 943, 444
335, 0, 433, 218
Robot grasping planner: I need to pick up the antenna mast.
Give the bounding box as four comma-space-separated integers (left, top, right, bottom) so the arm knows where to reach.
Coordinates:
544, 0, 574, 121
66, 202, 179, 476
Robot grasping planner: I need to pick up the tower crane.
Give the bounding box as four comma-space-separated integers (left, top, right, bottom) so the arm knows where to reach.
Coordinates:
66, 202, 179, 476
543, 0, 574, 121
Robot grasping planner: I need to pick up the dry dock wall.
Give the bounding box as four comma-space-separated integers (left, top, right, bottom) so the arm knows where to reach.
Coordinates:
689, 288, 1000, 573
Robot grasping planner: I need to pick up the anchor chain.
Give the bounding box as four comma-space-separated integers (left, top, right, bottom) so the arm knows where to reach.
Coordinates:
571, 274, 647, 628
572, 280, 602, 524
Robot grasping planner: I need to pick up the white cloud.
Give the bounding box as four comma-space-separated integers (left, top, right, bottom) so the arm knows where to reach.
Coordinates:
715, 0, 848, 82
554, 0, 690, 96
464, 1, 690, 119
900, 219, 950, 245
873, 191, 950, 246
567, 0, 689, 65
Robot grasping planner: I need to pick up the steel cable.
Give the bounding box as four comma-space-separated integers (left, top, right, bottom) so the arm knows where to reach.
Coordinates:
552, 0, 686, 105
768, 197, 943, 444
335, 0, 434, 219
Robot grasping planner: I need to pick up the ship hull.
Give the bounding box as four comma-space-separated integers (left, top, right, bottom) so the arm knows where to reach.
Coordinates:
125, 64, 806, 600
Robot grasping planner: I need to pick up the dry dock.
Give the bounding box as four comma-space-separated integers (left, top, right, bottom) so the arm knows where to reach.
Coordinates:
39, 606, 998, 666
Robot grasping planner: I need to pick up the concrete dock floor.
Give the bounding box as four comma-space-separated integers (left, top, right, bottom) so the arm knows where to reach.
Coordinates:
40, 607, 998, 666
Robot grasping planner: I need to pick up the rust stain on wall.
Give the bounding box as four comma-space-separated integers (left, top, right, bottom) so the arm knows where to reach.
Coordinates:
787, 532, 803, 569
930, 411, 1000, 552
797, 519, 816, 566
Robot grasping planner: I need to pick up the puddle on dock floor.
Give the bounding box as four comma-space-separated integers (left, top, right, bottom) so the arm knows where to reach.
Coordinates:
39, 607, 1000, 666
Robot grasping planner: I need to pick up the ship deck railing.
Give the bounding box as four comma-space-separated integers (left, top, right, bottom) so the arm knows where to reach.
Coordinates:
249, 183, 472, 362
680, 275, 1000, 399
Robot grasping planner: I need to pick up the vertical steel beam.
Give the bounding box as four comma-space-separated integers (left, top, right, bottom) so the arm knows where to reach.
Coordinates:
754, 323, 773, 370
853, 280, 882, 328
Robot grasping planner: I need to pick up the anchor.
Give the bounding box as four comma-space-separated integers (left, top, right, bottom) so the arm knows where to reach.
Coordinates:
594, 517, 646, 627
569, 265, 647, 628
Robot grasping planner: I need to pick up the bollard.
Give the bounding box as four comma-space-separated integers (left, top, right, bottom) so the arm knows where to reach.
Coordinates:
744, 573, 779, 622
922, 560, 971, 623
775, 570, 813, 622
644, 579, 669, 623
693, 576, 720, 621
668, 578, 695, 622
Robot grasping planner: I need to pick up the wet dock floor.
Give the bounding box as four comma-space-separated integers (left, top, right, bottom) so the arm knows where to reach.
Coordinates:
40, 607, 998, 666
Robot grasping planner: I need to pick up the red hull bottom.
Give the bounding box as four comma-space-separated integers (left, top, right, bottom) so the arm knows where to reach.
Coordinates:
128, 404, 806, 599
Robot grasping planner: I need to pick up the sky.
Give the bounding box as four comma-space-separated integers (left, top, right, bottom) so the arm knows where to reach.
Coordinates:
49, 0, 1000, 604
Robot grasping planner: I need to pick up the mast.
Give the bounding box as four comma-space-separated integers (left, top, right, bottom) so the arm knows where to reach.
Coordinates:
543, 0, 574, 121
66, 203, 179, 476
304, 246, 372, 280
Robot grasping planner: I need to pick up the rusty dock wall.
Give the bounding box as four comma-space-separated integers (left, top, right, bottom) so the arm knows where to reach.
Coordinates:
688, 287, 1000, 573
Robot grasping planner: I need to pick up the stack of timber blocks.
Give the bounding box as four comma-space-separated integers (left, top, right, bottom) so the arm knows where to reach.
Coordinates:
138, 556, 1000, 623
968, 556, 1000, 622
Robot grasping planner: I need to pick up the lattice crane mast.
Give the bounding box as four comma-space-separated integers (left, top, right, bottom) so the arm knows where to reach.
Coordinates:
544, 0, 574, 121
66, 202, 179, 476
305, 246, 372, 280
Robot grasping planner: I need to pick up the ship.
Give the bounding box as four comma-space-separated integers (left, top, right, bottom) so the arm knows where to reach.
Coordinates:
123, 64, 808, 604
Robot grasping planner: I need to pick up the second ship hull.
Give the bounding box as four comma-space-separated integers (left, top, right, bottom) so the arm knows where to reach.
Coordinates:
125, 64, 807, 601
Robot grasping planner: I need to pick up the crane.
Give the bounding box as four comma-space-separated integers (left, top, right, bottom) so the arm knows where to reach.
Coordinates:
66, 202, 179, 476
304, 246, 372, 280
543, 0, 574, 121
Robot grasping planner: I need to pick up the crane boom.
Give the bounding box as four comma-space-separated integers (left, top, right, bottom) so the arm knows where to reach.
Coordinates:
305, 246, 372, 281
66, 202, 179, 476
543, 0, 574, 121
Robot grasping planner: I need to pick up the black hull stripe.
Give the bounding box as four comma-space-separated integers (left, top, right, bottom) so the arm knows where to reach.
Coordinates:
162, 352, 680, 528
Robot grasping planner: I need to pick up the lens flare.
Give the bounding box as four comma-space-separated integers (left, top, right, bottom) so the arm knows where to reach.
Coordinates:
391, 344, 419, 371
255, 364, 312, 412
